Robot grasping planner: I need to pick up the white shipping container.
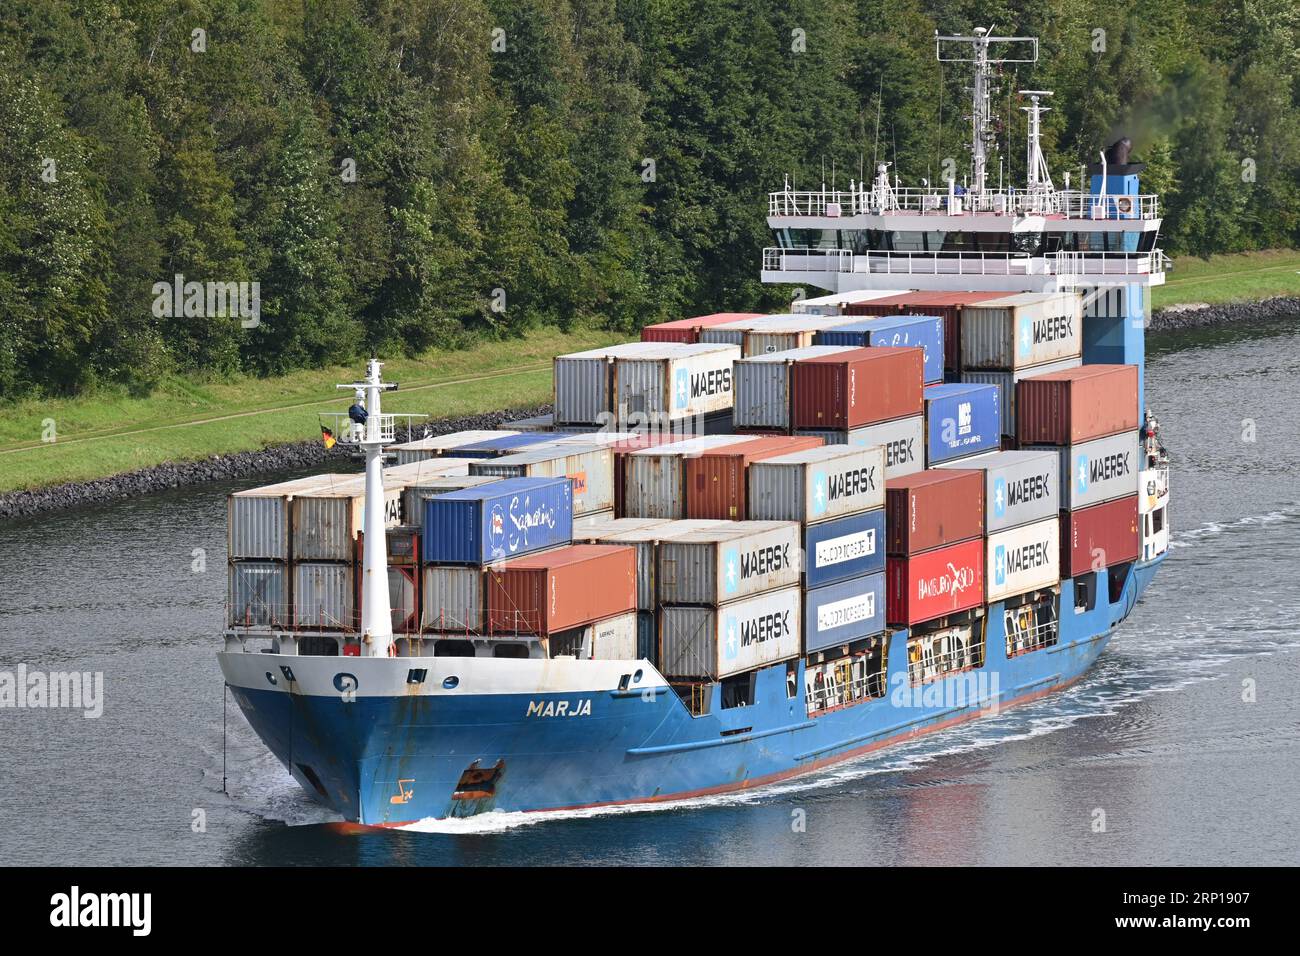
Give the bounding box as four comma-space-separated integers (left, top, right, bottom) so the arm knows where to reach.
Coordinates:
960, 291, 1084, 370
1028, 431, 1142, 510
292, 477, 404, 561
613, 342, 741, 422
986, 517, 1060, 603
733, 346, 856, 430
747, 444, 887, 524
421, 565, 485, 633
660, 586, 802, 680
796, 415, 925, 479
292, 562, 355, 630
470, 444, 615, 515
589, 611, 639, 660
623, 435, 753, 519
657, 521, 801, 605
935, 448, 1059, 534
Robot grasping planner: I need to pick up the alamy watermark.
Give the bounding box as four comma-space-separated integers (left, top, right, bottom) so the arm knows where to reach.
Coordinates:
0, 664, 103, 718
151, 273, 261, 328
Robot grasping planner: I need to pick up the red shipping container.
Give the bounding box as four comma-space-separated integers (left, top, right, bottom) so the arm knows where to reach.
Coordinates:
641, 312, 766, 344
791, 346, 924, 430
1061, 495, 1140, 578
886, 538, 985, 626
488, 544, 636, 635
884, 469, 985, 555
844, 292, 1006, 371
609, 433, 691, 514
1016, 364, 1139, 445
685, 435, 824, 519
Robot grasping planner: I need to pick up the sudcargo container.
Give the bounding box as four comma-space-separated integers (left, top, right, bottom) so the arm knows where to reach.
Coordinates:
791, 347, 925, 430
553, 342, 667, 426
923, 382, 1001, 465
804, 571, 887, 654
1015, 364, 1139, 445
986, 517, 1060, 603
292, 561, 354, 631
422, 476, 574, 565
470, 444, 614, 516
401, 475, 499, 528
657, 521, 801, 605
733, 346, 856, 430
936, 449, 1059, 534
804, 507, 887, 588
1062, 495, 1140, 578
228, 561, 288, 628
748, 444, 887, 524
612, 343, 740, 423
291, 478, 405, 561
578, 519, 725, 610
659, 585, 802, 680
796, 414, 925, 479
420, 565, 485, 633
959, 292, 1084, 371
844, 291, 1008, 372
487, 544, 636, 635
623, 435, 752, 519
641, 312, 765, 344
228, 474, 356, 561
815, 314, 945, 384
390, 430, 512, 464
961, 357, 1081, 436
884, 469, 985, 555
684, 435, 824, 519
1028, 431, 1142, 510
885, 538, 985, 626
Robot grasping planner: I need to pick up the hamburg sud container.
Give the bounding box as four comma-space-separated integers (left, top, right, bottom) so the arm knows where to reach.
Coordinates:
470, 444, 614, 516
420, 566, 486, 633
804, 571, 887, 654
553, 342, 669, 426
390, 430, 514, 464
684, 435, 824, 519
886, 538, 985, 626
986, 517, 1060, 603
959, 292, 1084, 371
641, 312, 765, 344
1061, 495, 1140, 577
884, 469, 985, 555
577, 519, 725, 610
623, 435, 753, 519
815, 315, 945, 384
796, 415, 925, 480
935, 449, 1059, 534
792, 347, 925, 430
612, 342, 740, 424
1015, 364, 1139, 446
422, 476, 573, 565
747, 444, 887, 525
804, 507, 887, 588
1029, 431, 1142, 510
733, 345, 856, 430
660, 585, 802, 680
923, 383, 1001, 465
229, 474, 352, 562
657, 521, 801, 605
844, 291, 1008, 373
487, 544, 636, 635
961, 357, 1080, 437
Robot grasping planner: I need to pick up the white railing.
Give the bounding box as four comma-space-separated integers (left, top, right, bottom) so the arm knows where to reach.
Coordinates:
1006, 618, 1059, 658
320, 411, 399, 443
861, 250, 1033, 276
762, 246, 854, 273
807, 671, 887, 714
1047, 250, 1169, 276
768, 187, 1159, 220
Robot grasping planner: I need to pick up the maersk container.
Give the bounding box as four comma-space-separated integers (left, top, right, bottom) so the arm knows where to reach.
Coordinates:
815, 314, 945, 384
1062, 495, 1140, 577
578, 519, 725, 610
401, 475, 499, 528
470, 444, 614, 516
804, 507, 886, 588
936, 449, 1059, 534
733, 346, 857, 430
959, 292, 1084, 371
553, 342, 667, 425
657, 521, 801, 605
420, 565, 485, 633
641, 312, 765, 344
623, 435, 753, 519
986, 517, 1060, 603
1028, 431, 1142, 510
421, 476, 573, 565
885, 538, 985, 627
747, 444, 886, 524
228, 561, 288, 628
884, 469, 985, 555
390, 430, 513, 464
487, 544, 636, 635
685, 435, 823, 520
804, 571, 887, 654
796, 415, 925, 479
292, 561, 354, 631
792, 347, 925, 430
1016, 364, 1139, 446
961, 358, 1081, 436
923, 382, 1001, 465
229, 474, 355, 561
612, 342, 741, 422
659, 585, 802, 680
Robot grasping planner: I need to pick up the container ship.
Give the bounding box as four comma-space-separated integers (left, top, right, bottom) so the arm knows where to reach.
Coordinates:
219, 30, 1171, 824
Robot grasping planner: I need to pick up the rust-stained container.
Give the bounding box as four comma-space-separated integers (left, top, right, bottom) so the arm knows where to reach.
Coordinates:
1061, 495, 1140, 577
884, 469, 985, 555
733, 345, 857, 430
684, 435, 824, 519
791, 347, 925, 430
641, 312, 765, 344
487, 544, 637, 635
845, 292, 1007, 372
607, 433, 692, 515
885, 538, 985, 626
576, 519, 725, 610
1016, 364, 1139, 445
470, 444, 615, 516
623, 435, 753, 519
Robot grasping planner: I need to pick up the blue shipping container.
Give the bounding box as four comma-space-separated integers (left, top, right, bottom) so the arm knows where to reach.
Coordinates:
804, 571, 887, 654
803, 508, 886, 588
447, 433, 587, 458
815, 315, 945, 384
923, 382, 1001, 465
422, 476, 573, 564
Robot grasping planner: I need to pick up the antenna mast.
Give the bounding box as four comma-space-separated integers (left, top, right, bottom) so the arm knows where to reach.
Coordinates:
1020, 90, 1058, 213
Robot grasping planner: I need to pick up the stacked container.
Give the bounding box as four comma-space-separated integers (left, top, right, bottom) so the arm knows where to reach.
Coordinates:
683, 435, 824, 519
789, 289, 910, 316
611, 342, 740, 427
641, 312, 765, 344
922, 383, 1001, 465
622, 435, 753, 519
700, 314, 861, 356
791, 347, 925, 431
732, 346, 856, 431
844, 291, 1009, 374
553, 342, 668, 426
389, 430, 513, 464
814, 314, 945, 385
470, 444, 615, 517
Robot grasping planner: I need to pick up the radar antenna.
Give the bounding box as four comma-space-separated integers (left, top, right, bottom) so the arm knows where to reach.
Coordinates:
1020, 90, 1058, 214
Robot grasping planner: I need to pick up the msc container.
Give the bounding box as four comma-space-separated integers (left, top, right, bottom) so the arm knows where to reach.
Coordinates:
487, 544, 637, 635
884, 469, 985, 555
401, 475, 499, 528
389, 430, 515, 464
292, 562, 354, 631
470, 444, 615, 516
228, 561, 288, 628
422, 476, 574, 565
642, 312, 765, 344
923, 382, 1002, 465
685, 435, 824, 519
986, 517, 1060, 603
885, 538, 985, 626
815, 314, 945, 384
291, 479, 404, 561
792, 347, 925, 430
959, 292, 1084, 370
1028, 431, 1142, 510
1015, 364, 1139, 445
657, 521, 801, 605
733, 346, 857, 430
961, 357, 1081, 436
578, 519, 725, 610
748, 444, 887, 524
936, 449, 1059, 534
420, 565, 486, 633
805, 571, 887, 654
622, 435, 753, 519
804, 507, 887, 588
1062, 495, 1140, 577
228, 474, 354, 561
844, 291, 1008, 372
553, 342, 667, 426
612, 342, 740, 423
659, 585, 802, 680
796, 415, 925, 479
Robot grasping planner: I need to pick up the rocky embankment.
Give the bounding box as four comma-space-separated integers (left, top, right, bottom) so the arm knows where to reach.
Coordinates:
1148, 296, 1300, 333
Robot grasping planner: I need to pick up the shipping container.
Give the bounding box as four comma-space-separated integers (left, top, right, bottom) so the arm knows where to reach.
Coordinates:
790, 289, 910, 316
487, 544, 636, 635
803, 507, 887, 588
748, 444, 887, 524
959, 291, 1084, 370
589, 611, 639, 660
641, 312, 766, 344
420, 565, 486, 633
470, 444, 615, 516
553, 342, 668, 425
384, 526, 420, 566
1062, 495, 1140, 577
843, 291, 1008, 372
499, 413, 558, 432
382, 458, 475, 484
935, 449, 1060, 533
291, 478, 405, 562
292, 562, 354, 631
622, 435, 753, 519
577, 519, 724, 610
422, 476, 574, 565
227, 561, 288, 628
960, 357, 1081, 436
733, 346, 857, 430
796, 415, 925, 479
572, 509, 616, 530
884, 469, 985, 555
698, 314, 860, 355
1036, 430, 1142, 510
923, 382, 1002, 465
389, 430, 513, 464
401, 475, 499, 528
657, 521, 801, 605
815, 314, 945, 384
548, 430, 641, 447
606, 432, 693, 515
387, 566, 419, 633
885, 538, 985, 626
228, 474, 355, 561
572, 516, 671, 539
659, 585, 802, 680
986, 517, 1060, 603
792, 347, 925, 430
612, 342, 740, 423
1015, 364, 1139, 445
684, 435, 824, 519
804, 571, 887, 654
444, 432, 587, 458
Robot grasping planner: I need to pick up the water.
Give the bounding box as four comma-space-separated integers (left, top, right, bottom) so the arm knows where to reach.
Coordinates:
3, 319, 1299, 866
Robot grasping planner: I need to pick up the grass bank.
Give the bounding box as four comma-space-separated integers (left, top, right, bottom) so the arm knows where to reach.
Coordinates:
1154, 249, 1300, 310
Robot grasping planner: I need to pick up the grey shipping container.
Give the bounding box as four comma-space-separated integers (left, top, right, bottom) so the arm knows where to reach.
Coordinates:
733, 346, 856, 430
657, 521, 801, 605
554, 342, 665, 425
747, 444, 887, 524
228, 561, 288, 629
572, 509, 617, 531
613, 342, 741, 423
470, 444, 615, 515
589, 611, 639, 660
659, 585, 802, 680
1027, 430, 1142, 510
421, 565, 486, 633
795, 415, 925, 480
936, 448, 1060, 533
959, 291, 1084, 371
292, 562, 354, 631
401, 475, 499, 528
961, 357, 1082, 436
291, 482, 404, 562
579, 519, 727, 610
228, 473, 355, 561
623, 435, 753, 518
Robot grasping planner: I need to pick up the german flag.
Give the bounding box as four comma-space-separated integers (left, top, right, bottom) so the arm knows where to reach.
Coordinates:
321, 425, 337, 449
